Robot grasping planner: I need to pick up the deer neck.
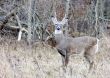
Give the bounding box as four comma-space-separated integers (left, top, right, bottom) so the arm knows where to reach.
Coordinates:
54, 33, 64, 44
53, 26, 64, 44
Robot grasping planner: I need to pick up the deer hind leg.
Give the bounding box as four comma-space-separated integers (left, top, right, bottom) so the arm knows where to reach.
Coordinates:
84, 55, 94, 71
84, 42, 98, 71
88, 43, 99, 71
85, 47, 96, 71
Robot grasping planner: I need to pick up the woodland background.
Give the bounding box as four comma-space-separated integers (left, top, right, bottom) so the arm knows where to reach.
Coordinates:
0, 0, 110, 78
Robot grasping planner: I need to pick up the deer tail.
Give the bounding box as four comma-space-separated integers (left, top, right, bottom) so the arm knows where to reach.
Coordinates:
95, 38, 99, 53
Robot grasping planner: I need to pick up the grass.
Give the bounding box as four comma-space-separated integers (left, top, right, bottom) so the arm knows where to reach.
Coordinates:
0, 35, 110, 78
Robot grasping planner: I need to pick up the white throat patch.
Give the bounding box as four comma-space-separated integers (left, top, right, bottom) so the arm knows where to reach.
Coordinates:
55, 30, 63, 34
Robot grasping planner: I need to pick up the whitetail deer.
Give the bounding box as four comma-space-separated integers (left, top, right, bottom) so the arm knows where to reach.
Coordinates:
45, 13, 99, 70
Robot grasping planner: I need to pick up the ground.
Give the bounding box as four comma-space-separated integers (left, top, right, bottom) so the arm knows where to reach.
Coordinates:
0, 35, 110, 78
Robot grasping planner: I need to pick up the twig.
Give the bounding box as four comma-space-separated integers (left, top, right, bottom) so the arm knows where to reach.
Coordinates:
5, 25, 28, 33
0, 9, 16, 29
0, 7, 7, 13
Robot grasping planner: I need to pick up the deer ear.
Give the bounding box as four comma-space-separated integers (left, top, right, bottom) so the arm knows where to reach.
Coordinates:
60, 18, 68, 25
51, 16, 58, 25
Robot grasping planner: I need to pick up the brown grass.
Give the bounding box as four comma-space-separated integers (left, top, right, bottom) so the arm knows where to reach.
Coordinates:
0, 35, 110, 78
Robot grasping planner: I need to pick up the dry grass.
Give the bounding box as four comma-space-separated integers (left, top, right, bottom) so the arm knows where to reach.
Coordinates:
0, 36, 110, 78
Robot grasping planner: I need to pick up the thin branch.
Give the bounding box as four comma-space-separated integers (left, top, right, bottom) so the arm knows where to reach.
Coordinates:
0, 7, 7, 13
95, 0, 99, 31
0, 9, 16, 30
99, 17, 110, 21
5, 25, 28, 33
15, 14, 23, 41
15, 15, 22, 28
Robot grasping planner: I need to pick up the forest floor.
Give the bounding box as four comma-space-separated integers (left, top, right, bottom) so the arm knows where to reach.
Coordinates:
0, 35, 110, 78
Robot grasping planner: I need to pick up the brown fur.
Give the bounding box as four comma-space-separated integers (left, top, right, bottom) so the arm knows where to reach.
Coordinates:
46, 37, 57, 48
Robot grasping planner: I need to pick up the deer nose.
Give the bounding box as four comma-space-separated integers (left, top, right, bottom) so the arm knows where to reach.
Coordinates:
57, 27, 60, 30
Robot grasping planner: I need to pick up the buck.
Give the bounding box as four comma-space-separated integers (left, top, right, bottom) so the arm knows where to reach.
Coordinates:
45, 13, 99, 70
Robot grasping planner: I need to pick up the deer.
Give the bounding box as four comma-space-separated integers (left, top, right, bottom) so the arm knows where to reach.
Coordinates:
46, 0, 99, 70
45, 13, 99, 71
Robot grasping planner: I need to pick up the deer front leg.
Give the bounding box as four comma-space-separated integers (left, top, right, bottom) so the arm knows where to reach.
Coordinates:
57, 49, 69, 67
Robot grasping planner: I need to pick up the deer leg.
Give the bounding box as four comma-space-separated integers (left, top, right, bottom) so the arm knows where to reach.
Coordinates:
57, 49, 65, 66
65, 49, 69, 67
61, 56, 66, 66
57, 49, 69, 73
84, 55, 93, 71
57, 49, 68, 67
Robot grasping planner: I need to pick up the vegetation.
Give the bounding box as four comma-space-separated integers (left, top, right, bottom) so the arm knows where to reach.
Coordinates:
0, 0, 110, 78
